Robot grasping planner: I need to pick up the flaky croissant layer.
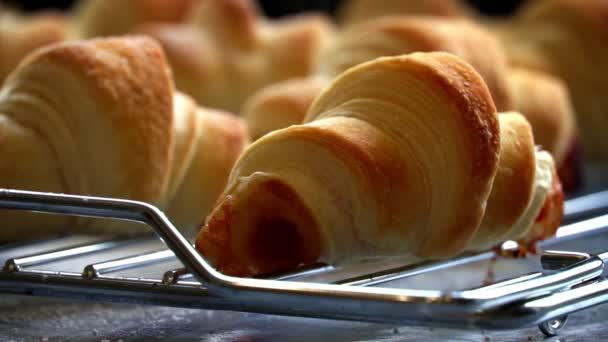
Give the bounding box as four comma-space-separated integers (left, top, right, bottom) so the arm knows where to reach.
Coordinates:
243, 15, 513, 142
0, 36, 248, 241
196, 53, 564, 277
498, 0, 608, 160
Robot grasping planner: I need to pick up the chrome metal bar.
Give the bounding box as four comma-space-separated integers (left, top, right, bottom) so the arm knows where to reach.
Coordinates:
1, 262, 607, 330
556, 214, 608, 238
164, 263, 338, 285
1, 188, 608, 328
162, 267, 193, 285
563, 190, 608, 224
268, 263, 333, 281
0, 189, 218, 288
541, 251, 591, 271
340, 253, 492, 287
472, 272, 544, 291
83, 249, 175, 279
3, 240, 125, 272
474, 279, 608, 329
458, 256, 603, 310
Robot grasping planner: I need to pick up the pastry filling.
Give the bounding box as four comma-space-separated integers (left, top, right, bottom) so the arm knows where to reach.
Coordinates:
503, 149, 564, 254
509, 150, 555, 236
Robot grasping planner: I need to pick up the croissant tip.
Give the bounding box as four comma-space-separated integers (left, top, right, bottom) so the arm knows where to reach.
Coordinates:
196, 174, 322, 277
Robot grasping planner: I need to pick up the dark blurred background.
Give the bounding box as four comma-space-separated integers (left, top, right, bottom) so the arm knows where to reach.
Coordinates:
1, 0, 526, 17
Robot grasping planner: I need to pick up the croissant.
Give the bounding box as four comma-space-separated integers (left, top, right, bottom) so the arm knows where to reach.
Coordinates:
0, 8, 68, 84
242, 77, 327, 141
139, 0, 335, 112
0, 36, 248, 242
243, 16, 512, 140
196, 52, 564, 277
497, 0, 608, 160
75, 0, 199, 38
338, 0, 466, 26
507, 67, 580, 191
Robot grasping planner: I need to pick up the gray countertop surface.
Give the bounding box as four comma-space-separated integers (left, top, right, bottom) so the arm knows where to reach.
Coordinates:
0, 294, 606, 342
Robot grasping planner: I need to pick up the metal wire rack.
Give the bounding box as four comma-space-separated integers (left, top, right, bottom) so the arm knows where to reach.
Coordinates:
2, 188, 608, 337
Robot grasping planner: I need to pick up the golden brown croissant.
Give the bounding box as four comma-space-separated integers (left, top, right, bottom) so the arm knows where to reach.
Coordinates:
139, 0, 335, 112
196, 52, 563, 276
338, 0, 467, 26
0, 8, 68, 84
242, 77, 328, 141
243, 16, 512, 140
0, 36, 248, 242
507, 67, 580, 191
498, 0, 608, 160
75, 0, 199, 38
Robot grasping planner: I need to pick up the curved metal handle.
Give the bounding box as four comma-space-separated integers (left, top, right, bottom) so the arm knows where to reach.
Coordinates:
0, 189, 221, 287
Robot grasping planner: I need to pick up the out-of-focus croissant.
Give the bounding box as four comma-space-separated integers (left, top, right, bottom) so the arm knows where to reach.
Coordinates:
0, 36, 248, 242
339, 0, 466, 26
1, 0, 199, 84
507, 67, 580, 190
0, 8, 68, 84
242, 77, 327, 141
498, 0, 608, 160
243, 16, 512, 139
196, 53, 563, 276
75, 0, 199, 38
139, 0, 335, 113
319, 16, 512, 110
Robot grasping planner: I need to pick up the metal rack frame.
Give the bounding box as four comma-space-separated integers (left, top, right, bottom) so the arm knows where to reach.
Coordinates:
2, 189, 608, 337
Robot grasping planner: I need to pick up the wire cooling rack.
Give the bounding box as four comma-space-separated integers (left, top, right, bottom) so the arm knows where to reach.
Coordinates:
2, 189, 608, 337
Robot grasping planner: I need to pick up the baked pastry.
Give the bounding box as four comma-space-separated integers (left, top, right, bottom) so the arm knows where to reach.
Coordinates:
75, 0, 199, 38
339, 0, 466, 26
139, 0, 335, 112
319, 17, 512, 110
196, 53, 563, 276
242, 77, 327, 140
0, 8, 68, 84
498, 0, 608, 160
243, 16, 512, 140
0, 36, 248, 242
507, 67, 580, 191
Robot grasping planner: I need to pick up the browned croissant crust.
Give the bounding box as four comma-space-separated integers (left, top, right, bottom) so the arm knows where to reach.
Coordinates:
75, 0, 199, 38
0, 8, 68, 84
1, 0, 199, 82
506, 67, 580, 190
139, 0, 335, 113
498, 0, 608, 160
0, 36, 248, 241
196, 52, 563, 276
242, 77, 328, 140
339, 0, 467, 26
243, 16, 513, 140
320, 17, 512, 110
